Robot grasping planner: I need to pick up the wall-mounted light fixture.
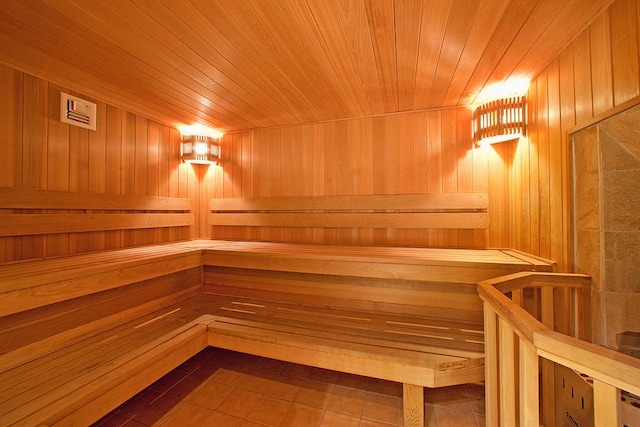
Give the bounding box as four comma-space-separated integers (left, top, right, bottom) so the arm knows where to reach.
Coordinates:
179, 125, 223, 165
472, 96, 527, 146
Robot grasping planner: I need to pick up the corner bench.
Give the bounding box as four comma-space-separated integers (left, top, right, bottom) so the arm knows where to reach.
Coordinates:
0, 243, 210, 426
0, 192, 555, 426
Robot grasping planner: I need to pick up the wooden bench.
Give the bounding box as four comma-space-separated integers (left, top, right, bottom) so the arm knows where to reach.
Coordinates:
196, 240, 554, 426
0, 242, 212, 426
0, 187, 204, 425
202, 193, 555, 426
0, 191, 555, 426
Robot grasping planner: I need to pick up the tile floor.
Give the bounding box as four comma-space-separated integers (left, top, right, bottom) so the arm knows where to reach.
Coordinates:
94, 347, 486, 427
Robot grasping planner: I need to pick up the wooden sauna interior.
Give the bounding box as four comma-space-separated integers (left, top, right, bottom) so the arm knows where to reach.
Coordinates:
2, 0, 640, 425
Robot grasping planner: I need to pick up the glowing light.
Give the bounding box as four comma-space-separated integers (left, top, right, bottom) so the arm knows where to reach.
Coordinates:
178, 124, 223, 165
178, 124, 224, 139
473, 77, 530, 108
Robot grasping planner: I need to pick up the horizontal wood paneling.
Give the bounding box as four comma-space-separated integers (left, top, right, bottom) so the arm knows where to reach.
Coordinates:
0, 64, 200, 262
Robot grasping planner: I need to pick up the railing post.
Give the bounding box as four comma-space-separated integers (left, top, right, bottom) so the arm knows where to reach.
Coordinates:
519, 339, 539, 427
593, 380, 620, 427
484, 303, 499, 426
540, 287, 556, 427
498, 318, 517, 426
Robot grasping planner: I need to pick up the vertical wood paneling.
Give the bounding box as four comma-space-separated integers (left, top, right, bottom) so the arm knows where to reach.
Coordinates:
535, 70, 551, 261
105, 105, 123, 249
21, 74, 48, 259
46, 84, 70, 258
213, 107, 484, 248
0, 66, 22, 188
611, 0, 640, 104
0, 63, 196, 262
526, 0, 640, 270
590, 11, 614, 115
69, 123, 90, 254
573, 31, 594, 124
548, 61, 566, 270
0, 65, 22, 262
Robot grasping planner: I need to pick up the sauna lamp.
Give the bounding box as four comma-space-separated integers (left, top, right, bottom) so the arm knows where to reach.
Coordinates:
472, 96, 527, 146
179, 125, 222, 165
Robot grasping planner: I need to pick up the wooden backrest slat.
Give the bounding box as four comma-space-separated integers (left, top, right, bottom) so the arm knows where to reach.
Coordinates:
0, 187, 192, 210
209, 212, 489, 229
0, 187, 194, 244
209, 193, 488, 211
0, 213, 194, 236
209, 193, 489, 231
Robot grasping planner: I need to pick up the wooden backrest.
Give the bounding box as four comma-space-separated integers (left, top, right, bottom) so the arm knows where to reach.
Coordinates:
0, 187, 193, 236
209, 193, 488, 229
0, 187, 194, 261
208, 193, 489, 247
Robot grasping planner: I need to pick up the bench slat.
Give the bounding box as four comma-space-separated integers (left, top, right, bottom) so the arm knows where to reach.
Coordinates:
208, 316, 485, 388
206, 295, 484, 355
205, 276, 482, 314
0, 251, 202, 316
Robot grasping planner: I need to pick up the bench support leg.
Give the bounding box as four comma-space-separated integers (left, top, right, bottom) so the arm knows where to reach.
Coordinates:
403, 383, 424, 427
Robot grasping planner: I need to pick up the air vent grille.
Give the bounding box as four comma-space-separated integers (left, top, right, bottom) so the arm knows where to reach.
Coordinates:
60, 92, 97, 131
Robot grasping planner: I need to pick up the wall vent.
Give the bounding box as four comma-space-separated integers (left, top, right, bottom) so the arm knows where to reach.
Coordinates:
60, 92, 97, 131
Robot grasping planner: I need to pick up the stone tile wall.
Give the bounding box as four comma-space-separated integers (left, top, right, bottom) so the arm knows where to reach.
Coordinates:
573, 105, 640, 347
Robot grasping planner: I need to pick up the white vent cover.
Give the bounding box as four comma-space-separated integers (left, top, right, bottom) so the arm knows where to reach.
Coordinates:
60, 92, 97, 131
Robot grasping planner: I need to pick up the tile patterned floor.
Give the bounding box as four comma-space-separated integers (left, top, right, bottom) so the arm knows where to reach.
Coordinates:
94, 348, 486, 427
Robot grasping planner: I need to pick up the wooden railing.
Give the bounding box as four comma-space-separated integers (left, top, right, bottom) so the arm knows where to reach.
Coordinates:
478, 272, 640, 427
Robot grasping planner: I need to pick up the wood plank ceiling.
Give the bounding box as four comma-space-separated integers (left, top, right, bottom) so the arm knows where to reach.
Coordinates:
0, 0, 614, 133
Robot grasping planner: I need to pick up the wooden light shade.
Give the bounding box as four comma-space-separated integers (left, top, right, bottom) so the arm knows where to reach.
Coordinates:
180, 134, 221, 164
473, 96, 527, 146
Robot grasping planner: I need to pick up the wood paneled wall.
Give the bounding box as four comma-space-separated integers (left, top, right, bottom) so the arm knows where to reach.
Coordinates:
524, 0, 640, 270
206, 108, 491, 249
208, 0, 640, 271
3, 0, 639, 271
0, 64, 200, 262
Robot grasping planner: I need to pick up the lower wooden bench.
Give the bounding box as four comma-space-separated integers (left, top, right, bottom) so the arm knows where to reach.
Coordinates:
192, 293, 485, 427
0, 311, 209, 426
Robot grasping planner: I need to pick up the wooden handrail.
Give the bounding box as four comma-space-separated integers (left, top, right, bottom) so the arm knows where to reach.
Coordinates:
477, 284, 547, 344
478, 272, 640, 427
535, 330, 640, 397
